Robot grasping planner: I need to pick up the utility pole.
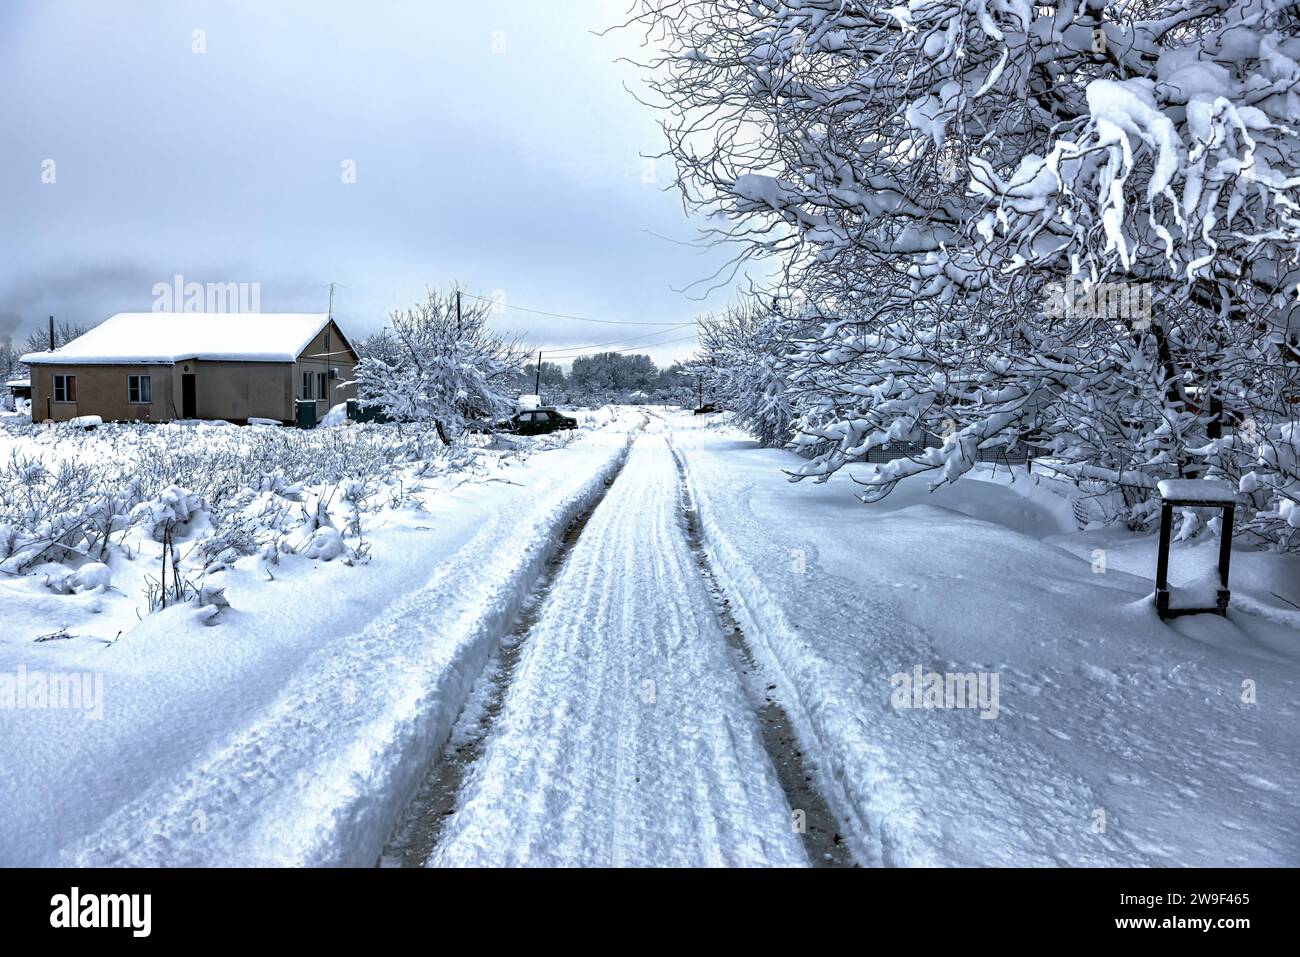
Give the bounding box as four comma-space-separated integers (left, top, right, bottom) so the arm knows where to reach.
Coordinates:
456, 290, 462, 335
534, 350, 542, 397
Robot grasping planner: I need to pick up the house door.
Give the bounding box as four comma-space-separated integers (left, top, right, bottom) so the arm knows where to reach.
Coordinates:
182, 374, 197, 419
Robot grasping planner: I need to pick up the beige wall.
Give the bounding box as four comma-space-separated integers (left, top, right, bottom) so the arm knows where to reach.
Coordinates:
28, 362, 293, 423
294, 320, 358, 414
29, 363, 175, 423
185, 360, 295, 422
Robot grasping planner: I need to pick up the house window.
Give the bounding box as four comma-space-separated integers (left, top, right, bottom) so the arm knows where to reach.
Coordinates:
317, 372, 327, 401
302, 372, 313, 399
53, 374, 77, 403
128, 374, 152, 404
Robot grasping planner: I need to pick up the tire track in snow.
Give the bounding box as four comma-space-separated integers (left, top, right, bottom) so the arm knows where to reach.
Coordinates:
381, 437, 635, 866
424, 426, 807, 866
667, 435, 855, 867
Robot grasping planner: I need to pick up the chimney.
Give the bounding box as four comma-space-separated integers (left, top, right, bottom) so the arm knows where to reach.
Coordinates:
48, 316, 55, 352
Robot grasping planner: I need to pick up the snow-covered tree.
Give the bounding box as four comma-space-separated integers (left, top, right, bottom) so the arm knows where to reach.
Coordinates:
695, 299, 800, 447
633, 0, 1300, 544
517, 360, 567, 394
569, 352, 659, 392
355, 287, 528, 443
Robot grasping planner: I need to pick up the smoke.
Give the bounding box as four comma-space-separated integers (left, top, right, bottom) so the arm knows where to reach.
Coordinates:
0, 312, 20, 360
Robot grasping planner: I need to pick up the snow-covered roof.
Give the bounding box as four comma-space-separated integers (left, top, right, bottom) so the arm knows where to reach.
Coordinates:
6, 378, 30, 388
20, 313, 341, 366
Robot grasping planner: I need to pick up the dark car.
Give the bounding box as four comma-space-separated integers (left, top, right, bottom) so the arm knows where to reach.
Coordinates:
496, 407, 578, 436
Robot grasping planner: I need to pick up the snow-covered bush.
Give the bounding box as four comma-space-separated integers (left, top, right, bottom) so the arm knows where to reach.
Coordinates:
131, 486, 206, 542
303, 526, 347, 562
0, 413, 551, 612
0, 452, 138, 572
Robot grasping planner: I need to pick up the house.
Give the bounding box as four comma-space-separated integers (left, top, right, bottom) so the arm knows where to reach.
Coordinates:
20, 313, 359, 424
5, 378, 31, 402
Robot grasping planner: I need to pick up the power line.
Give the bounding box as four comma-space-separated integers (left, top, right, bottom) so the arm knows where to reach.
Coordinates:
534, 323, 696, 357
547, 336, 698, 359
546, 333, 700, 360
465, 293, 686, 327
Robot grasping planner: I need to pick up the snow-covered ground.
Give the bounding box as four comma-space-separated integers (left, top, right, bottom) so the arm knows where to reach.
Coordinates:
3, 406, 1296, 867
669, 410, 1300, 866
0, 408, 640, 865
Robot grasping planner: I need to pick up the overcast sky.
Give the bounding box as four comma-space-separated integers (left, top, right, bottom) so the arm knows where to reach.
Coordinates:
0, 1, 748, 367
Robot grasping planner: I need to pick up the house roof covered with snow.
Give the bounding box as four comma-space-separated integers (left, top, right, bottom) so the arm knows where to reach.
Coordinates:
20, 313, 346, 366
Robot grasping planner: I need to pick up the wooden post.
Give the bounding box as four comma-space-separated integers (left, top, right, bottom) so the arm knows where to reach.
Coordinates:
1155, 502, 1173, 618
1217, 504, 1234, 613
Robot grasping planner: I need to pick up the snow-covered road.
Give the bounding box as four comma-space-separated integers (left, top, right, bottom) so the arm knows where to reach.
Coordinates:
429, 426, 808, 866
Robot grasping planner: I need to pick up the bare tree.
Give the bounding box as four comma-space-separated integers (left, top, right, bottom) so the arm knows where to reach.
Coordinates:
19, 319, 91, 357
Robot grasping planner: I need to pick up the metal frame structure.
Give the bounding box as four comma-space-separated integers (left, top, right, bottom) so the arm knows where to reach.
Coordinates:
1155, 490, 1236, 620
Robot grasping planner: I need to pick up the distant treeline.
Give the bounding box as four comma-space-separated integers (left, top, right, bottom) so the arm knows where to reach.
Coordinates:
515, 352, 697, 405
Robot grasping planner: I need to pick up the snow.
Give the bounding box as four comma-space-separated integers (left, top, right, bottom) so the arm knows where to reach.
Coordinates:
2, 407, 1296, 866
1157, 479, 1240, 504
71, 562, 112, 592
430, 427, 806, 866
669, 412, 1300, 866
66, 415, 102, 429
131, 486, 205, 540
319, 402, 349, 427
19, 313, 339, 366
0, 410, 642, 865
